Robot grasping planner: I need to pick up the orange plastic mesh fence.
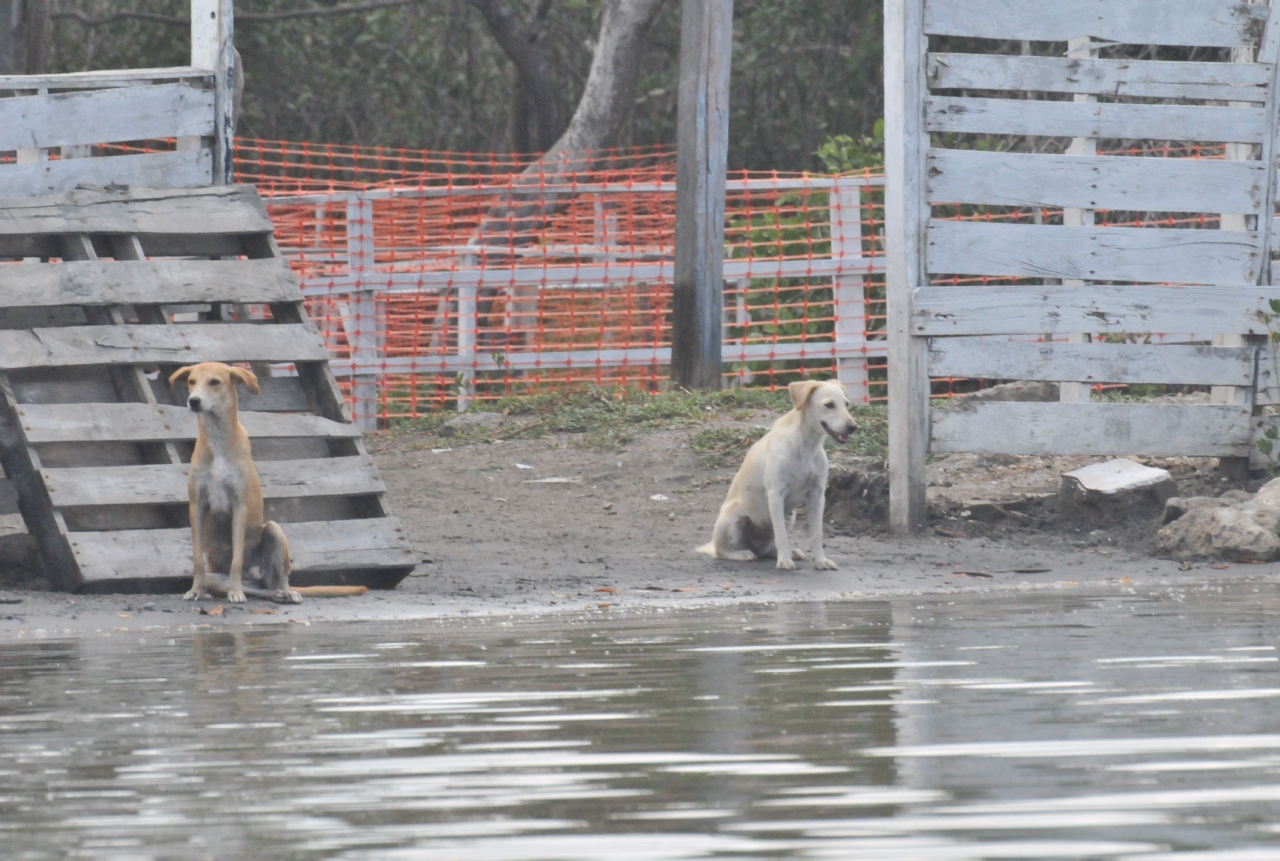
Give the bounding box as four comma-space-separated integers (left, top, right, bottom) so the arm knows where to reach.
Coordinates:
231, 139, 885, 425
64, 138, 1240, 423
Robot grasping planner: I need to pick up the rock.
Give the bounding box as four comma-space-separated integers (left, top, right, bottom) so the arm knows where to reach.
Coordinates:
437, 411, 506, 436
1162, 495, 1233, 524
1060, 459, 1177, 521
950, 381, 1060, 404
1157, 478, 1280, 561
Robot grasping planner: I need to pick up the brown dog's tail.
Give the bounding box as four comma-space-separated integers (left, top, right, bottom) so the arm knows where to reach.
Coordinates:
695, 542, 717, 557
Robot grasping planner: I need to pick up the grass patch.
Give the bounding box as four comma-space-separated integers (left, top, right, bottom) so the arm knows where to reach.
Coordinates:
691, 426, 769, 468
691, 404, 888, 468
387, 385, 887, 455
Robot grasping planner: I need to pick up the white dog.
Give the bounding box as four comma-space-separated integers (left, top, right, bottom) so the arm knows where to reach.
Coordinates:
697, 380, 857, 569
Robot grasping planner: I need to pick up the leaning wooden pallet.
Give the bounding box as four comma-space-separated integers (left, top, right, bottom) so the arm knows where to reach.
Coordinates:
0, 184, 418, 593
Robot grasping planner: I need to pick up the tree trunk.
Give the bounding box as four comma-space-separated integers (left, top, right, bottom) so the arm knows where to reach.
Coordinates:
471, 0, 561, 152
0, 0, 51, 74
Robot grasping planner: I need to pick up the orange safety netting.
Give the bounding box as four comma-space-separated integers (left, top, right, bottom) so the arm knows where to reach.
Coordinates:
60, 138, 1244, 424
234, 139, 885, 425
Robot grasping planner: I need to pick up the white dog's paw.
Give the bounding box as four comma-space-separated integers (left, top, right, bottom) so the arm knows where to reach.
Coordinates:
722, 550, 757, 562
791, 548, 806, 561
226, 589, 246, 604
776, 557, 797, 570
182, 589, 207, 601
814, 557, 839, 571
282, 590, 302, 605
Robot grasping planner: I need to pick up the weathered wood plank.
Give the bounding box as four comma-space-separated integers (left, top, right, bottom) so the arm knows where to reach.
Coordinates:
18, 403, 359, 444
926, 221, 1261, 284
0, 66, 211, 90
0, 83, 215, 152
928, 339, 1256, 385
0, 323, 328, 370
69, 517, 417, 584
913, 285, 1280, 336
926, 149, 1264, 214
927, 53, 1273, 102
0, 259, 301, 307
0, 150, 214, 199
42, 455, 384, 507
931, 402, 1252, 456
926, 96, 1267, 143
148, 374, 315, 413
0, 185, 273, 237
923, 0, 1268, 47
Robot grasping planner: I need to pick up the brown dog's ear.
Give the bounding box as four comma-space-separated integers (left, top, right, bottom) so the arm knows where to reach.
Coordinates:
168, 366, 194, 391
788, 380, 821, 409
228, 366, 260, 395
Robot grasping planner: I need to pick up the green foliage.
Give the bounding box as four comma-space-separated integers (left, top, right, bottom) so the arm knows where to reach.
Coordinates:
814, 121, 884, 173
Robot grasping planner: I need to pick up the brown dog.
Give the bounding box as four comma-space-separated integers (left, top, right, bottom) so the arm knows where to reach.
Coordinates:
169, 362, 299, 604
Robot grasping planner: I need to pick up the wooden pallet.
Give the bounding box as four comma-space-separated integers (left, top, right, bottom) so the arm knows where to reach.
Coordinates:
0, 184, 418, 593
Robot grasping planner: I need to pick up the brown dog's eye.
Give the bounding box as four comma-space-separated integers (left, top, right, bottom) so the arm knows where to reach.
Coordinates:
209, 379, 221, 386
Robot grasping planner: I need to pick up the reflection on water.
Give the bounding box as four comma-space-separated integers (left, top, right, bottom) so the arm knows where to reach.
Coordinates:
2, 585, 1280, 858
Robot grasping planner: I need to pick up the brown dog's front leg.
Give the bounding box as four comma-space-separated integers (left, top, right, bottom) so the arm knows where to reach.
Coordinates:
227, 504, 247, 603
184, 498, 208, 600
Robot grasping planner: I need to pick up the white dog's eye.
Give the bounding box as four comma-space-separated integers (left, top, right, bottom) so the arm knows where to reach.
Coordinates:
824, 401, 835, 408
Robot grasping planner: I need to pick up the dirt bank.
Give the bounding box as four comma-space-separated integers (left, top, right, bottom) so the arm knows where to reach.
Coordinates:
0, 416, 1272, 640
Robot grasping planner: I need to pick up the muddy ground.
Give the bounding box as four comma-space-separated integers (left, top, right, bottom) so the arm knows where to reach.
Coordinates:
0, 408, 1272, 639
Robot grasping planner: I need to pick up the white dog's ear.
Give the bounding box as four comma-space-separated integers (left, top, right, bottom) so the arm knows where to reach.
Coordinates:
788, 380, 821, 409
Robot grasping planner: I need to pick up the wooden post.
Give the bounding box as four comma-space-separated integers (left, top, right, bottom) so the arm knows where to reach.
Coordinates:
885, 0, 929, 533
1214, 9, 1266, 479
672, 0, 733, 390
344, 196, 380, 430
191, 0, 235, 184
831, 178, 868, 402
1059, 36, 1096, 405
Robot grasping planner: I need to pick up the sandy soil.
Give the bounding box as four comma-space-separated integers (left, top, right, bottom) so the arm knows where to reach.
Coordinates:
0, 419, 1272, 640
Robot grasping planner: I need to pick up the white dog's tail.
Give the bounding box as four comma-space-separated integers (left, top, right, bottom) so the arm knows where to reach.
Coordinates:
695, 542, 717, 557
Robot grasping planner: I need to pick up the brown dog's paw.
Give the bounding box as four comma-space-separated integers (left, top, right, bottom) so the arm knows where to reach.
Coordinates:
226, 589, 246, 603
282, 590, 302, 604
182, 589, 207, 601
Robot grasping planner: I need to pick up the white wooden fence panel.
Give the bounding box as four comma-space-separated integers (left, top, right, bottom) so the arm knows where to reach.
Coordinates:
927, 149, 1264, 213
931, 402, 1253, 457
913, 285, 1280, 336
926, 96, 1267, 143
0, 150, 213, 198
928, 339, 1256, 385
0, 83, 215, 152
927, 53, 1273, 102
0, 67, 211, 89
926, 221, 1261, 284
922, 0, 1267, 48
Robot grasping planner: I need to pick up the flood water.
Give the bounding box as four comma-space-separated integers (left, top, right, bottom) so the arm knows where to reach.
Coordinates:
3, 584, 1280, 859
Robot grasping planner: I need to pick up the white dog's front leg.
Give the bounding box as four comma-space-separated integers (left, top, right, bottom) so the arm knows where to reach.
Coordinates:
767, 489, 795, 570
808, 483, 837, 570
